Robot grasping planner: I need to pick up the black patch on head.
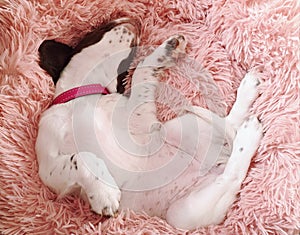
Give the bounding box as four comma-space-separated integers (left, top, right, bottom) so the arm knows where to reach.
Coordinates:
38, 40, 74, 84
38, 21, 122, 85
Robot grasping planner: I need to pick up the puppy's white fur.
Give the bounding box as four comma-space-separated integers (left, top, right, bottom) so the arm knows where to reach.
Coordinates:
36, 22, 263, 230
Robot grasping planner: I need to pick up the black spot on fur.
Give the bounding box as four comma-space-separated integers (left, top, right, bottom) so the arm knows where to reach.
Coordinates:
157, 57, 164, 63
70, 154, 75, 162
239, 147, 244, 152
263, 131, 266, 136
73, 160, 78, 170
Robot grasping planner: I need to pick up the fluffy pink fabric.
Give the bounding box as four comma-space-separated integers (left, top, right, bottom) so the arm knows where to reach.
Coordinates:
0, 0, 299, 234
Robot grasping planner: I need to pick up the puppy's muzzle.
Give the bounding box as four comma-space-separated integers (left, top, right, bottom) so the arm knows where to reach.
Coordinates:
111, 17, 141, 47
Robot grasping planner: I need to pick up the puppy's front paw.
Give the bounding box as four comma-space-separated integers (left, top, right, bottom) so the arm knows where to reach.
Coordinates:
87, 181, 121, 216
164, 35, 187, 59
142, 35, 187, 69
158, 35, 187, 67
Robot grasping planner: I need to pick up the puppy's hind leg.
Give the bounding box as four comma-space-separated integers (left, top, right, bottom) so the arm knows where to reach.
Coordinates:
166, 116, 263, 230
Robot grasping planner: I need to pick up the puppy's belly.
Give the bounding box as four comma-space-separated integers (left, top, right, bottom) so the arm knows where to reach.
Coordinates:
89, 97, 230, 217
118, 154, 224, 218
48, 95, 230, 217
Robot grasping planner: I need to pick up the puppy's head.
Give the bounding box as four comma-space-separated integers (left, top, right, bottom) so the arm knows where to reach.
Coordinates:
38, 18, 140, 94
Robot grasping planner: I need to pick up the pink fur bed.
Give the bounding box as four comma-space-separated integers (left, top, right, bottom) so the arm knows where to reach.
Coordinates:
0, 0, 299, 234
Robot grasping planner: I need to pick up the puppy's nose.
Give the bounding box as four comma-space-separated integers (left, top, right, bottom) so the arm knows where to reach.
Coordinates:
112, 18, 140, 47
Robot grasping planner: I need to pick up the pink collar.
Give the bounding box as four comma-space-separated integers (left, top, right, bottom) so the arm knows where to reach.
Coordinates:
52, 84, 110, 105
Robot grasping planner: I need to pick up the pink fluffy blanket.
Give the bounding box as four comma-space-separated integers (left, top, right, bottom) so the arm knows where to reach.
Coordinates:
0, 0, 299, 234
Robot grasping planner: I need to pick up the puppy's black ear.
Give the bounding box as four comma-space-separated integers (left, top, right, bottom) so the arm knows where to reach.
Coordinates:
116, 47, 136, 94
38, 40, 74, 84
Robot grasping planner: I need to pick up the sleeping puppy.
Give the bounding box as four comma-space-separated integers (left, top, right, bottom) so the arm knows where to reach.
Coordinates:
35, 18, 263, 230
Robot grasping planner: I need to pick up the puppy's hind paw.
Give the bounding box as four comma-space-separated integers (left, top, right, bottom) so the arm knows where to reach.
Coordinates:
234, 116, 263, 158
237, 71, 262, 106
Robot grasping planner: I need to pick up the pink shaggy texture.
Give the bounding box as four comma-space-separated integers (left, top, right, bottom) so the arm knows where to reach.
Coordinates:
0, 0, 299, 234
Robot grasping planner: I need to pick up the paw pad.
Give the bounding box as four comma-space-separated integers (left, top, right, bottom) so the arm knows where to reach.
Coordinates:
165, 35, 186, 56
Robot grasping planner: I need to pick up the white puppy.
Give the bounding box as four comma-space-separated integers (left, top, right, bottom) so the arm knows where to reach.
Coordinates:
35, 18, 263, 230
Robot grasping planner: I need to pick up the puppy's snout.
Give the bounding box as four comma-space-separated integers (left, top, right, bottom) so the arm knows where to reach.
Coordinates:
112, 18, 140, 47
122, 23, 140, 47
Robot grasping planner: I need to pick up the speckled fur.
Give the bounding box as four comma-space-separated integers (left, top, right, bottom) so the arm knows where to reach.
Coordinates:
36, 19, 263, 230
